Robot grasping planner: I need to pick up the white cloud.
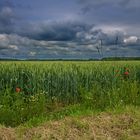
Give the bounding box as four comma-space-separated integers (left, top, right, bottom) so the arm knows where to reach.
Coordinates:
29, 51, 36, 56
8, 45, 18, 50
124, 36, 138, 44
93, 25, 126, 35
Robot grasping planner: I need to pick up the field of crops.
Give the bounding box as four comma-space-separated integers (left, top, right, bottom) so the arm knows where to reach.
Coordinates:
0, 61, 140, 126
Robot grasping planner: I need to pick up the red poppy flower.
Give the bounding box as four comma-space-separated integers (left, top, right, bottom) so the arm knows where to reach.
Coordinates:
16, 87, 21, 93
124, 71, 129, 75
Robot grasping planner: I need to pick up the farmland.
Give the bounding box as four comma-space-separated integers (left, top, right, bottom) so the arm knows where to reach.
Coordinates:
0, 61, 140, 139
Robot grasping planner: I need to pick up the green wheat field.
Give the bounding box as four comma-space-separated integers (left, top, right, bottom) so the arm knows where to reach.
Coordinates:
0, 61, 140, 139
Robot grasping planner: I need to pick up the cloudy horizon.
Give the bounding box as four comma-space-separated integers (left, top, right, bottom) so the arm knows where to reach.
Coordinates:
0, 0, 140, 59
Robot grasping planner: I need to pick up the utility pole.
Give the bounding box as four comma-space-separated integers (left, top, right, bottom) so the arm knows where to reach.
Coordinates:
115, 35, 119, 58
96, 39, 103, 60
100, 39, 103, 58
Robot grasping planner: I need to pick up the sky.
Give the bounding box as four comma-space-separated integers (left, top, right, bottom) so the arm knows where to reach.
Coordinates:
0, 0, 140, 59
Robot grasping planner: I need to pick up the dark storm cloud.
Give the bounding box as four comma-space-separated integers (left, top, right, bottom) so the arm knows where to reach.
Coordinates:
15, 21, 125, 47
17, 21, 93, 41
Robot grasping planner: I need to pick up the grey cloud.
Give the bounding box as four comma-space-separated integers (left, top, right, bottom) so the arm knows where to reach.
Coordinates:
18, 21, 125, 47
77, 0, 138, 8
18, 21, 93, 41
0, 7, 15, 33
0, 25, 140, 59
118, 0, 131, 7
0, 0, 139, 59
77, 0, 140, 28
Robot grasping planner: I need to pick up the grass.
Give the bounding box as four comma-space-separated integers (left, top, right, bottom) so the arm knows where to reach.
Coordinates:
0, 105, 140, 140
